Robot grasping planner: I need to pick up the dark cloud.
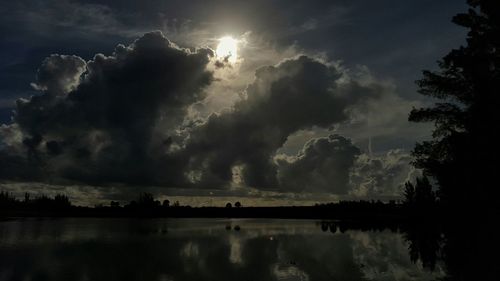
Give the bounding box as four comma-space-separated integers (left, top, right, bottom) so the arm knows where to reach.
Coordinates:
277, 135, 360, 194
0, 0, 466, 100
1, 33, 411, 197
181, 56, 382, 189
2, 31, 214, 184
30, 54, 86, 97
0, 0, 470, 202
349, 150, 419, 198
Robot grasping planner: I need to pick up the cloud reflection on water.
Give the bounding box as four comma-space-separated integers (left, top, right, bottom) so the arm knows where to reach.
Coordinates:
0, 218, 443, 281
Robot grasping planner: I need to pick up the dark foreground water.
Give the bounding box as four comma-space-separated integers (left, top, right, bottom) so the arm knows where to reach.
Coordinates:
0, 218, 444, 281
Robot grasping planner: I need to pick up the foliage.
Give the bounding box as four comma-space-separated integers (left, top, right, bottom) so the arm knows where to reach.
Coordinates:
409, 0, 500, 208
403, 176, 436, 207
0, 191, 72, 210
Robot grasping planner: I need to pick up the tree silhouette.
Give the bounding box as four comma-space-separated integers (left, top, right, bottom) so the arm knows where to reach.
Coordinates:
134, 193, 160, 209
414, 176, 435, 206
403, 223, 443, 271
162, 199, 170, 207
403, 176, 436, 213
409, 0, 500, 209
53, 194, 71, 209
403, 182, 416, 206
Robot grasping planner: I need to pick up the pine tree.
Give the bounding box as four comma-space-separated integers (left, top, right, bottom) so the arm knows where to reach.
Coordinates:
409, 0, 500, 208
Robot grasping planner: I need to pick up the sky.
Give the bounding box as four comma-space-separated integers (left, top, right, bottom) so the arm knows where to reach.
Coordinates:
0, 0, 467, 206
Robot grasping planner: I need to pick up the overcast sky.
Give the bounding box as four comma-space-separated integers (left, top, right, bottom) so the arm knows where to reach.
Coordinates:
0, 0, 467, 206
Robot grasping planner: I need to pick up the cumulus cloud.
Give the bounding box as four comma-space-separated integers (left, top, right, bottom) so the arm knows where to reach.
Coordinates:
0, 31, 417, 199
274, 134, 419, 198
275, 66, 432, 159
1, 31, 214, 184
30, 54, 86, 97
181, 56, 382, 189
277, 135, 360, 193
349, 150, 420, 198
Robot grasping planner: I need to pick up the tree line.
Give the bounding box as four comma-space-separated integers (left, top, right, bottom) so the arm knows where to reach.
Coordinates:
1, 190, 420, 219
406, 0, 500, 214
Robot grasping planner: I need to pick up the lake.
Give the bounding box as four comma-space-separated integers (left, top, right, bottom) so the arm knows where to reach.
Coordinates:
0, 218, 445, 281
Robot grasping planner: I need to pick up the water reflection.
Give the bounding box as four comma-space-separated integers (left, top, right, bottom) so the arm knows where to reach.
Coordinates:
0, 218, 447, 281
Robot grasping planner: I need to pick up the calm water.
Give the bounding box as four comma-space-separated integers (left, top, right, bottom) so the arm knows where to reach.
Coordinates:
0, 218, 444, 281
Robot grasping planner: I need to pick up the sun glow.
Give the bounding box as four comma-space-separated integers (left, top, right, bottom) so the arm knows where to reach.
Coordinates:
216, 36, 238, 63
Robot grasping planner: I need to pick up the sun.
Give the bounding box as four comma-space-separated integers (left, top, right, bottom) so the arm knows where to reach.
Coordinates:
216, 36, 238, 63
